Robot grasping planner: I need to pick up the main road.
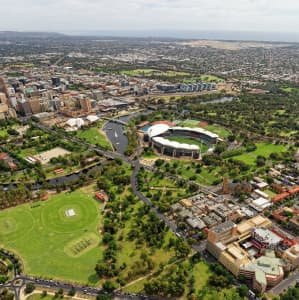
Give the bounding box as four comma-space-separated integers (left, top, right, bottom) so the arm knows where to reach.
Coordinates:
0, 119, 217, 299
269, 269, 299, 295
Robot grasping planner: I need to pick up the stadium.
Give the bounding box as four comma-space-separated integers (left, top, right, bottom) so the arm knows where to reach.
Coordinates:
145, 124, 220, 159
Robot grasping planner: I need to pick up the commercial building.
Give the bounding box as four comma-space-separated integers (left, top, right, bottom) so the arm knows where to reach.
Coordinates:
250, 197, 272, 212
282, 244, 299, 270
0, 77, 9, 98
28, 98, 42, 114
240, 252, 285, 292
17, 99, 32, 116
206, 216, 287, 292
80, 98, 92, 113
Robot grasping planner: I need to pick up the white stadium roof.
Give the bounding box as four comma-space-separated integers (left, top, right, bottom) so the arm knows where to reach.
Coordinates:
171, 126, 219, 139
152, 137, 200, 151
147, 124, 170, 138
147, 124, 219, 140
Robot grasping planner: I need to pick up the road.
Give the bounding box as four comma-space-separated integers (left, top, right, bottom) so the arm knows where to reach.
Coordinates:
269, 269, 299, 295
33, 121, 215, 255
0, 121, 221, 299
0, 250, 151, 300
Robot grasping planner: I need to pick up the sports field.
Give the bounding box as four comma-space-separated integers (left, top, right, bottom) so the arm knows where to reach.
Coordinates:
0, 187, 104, 284
76, 127, 112, 150
166, 136, 209, 153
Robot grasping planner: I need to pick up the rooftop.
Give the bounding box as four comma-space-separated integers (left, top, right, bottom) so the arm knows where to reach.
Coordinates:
213, 220, 235, 234
253, 227, 282, 245
242, 251, 285, 277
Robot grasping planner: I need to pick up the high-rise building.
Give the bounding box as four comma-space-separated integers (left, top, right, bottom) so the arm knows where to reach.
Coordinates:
52, 77, 61, 86
28, 98, 42, 114
0, 78, 9, 99
80, 98, 92, 113
0, 92, 7, 105
17, 99, 32, 116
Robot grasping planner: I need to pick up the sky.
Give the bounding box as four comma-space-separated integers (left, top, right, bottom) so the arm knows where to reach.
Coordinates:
2, 0, 299, 35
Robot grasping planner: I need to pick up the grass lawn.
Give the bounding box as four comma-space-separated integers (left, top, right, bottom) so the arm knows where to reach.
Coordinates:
0, 187, 104, 285
281, 86, 299, 94
204, 125, 231, 139
183, 75, 224, 83
192, 261, 211, 291
121, 69, 156, 76
124, 260, 212, 296
232, 142, 288, 166
18, 148, 39, 158
177, 119, 230, 139
76, 127, 112, 150
195, 167, 221, 186
139, 170, 191, 207
178, 119, 201, 127
198, 287, 242, 300
115, 202, 177, 281
166, 136, 209, 153
26, 295, 54, 300
142, 153, 159, 159
121, 69, 190, 77
159, 160, 221, 186
264, 189, 277, 198
0, 129, 8, 138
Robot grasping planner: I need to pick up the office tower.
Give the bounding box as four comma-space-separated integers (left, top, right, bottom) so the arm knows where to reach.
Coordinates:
52, 77, 61, 86
18, 99, 32, 116
80, 98, 92, 113
28, 98, 42, 114
0, 77, 9, 98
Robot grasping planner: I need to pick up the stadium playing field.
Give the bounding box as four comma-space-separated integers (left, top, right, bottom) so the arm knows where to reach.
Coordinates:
0, 188, 103, 285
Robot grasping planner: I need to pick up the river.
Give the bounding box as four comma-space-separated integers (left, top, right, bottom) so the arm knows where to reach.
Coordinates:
103, 110, 153, 154
103, 97, 234, 155
2, 96, 233, 190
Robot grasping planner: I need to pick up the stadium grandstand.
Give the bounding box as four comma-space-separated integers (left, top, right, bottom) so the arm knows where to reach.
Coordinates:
145, 124, 219, 159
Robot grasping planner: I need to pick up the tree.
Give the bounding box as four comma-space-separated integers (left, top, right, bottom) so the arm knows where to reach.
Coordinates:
96, 294, 112, 300
68, 287, 76, 296
24, 283, 35, 294
41, 291, 47, 298
54, 288, 64, 299
102, 280, 117, 293
237, 284, 248, 298
0, 289, 14, 300
174, 239, 191, 258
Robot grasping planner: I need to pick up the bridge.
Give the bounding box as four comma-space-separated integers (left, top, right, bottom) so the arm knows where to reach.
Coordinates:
102, 117, 128, 126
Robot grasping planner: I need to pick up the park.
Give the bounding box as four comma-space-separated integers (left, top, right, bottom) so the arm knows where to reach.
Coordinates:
0, 187, 104, 284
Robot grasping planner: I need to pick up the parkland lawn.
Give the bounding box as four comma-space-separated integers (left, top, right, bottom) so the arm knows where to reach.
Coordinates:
0, 187, 104, 285
231, 142, 288, 165
177, 119, 231, 139
124, 260, 212, 295
76, 127, 112, 150
120, 69, 190, 77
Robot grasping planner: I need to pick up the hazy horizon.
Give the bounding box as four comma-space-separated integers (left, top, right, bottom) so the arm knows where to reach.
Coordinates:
2, 0, 299, 42
2, 29, 299, 43
63, 29, 299, 43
